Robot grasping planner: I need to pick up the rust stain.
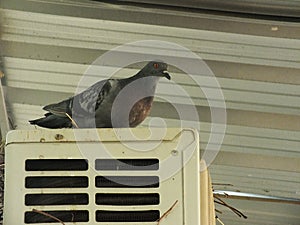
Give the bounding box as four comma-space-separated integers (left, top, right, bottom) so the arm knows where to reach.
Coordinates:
55, 134, 64, 140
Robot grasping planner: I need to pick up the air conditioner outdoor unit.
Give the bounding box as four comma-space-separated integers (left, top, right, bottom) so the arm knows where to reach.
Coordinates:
4, 128, 215, 224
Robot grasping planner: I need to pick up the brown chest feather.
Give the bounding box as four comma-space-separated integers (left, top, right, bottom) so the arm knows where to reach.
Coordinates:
129, 96, 154, 127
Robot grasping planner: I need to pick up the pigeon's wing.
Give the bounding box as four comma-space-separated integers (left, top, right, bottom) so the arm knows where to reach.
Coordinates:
42, 79, 114, 117
71, 78, 118, 115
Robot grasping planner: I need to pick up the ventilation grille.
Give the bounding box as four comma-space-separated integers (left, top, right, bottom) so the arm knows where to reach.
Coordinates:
24, 158, 160, 224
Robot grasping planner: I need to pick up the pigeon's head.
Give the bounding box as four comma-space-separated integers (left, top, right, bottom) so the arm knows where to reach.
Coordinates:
140, 61, 171, 80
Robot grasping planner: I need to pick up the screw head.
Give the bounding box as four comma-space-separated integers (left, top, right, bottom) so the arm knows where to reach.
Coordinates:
171, 150, 178, 156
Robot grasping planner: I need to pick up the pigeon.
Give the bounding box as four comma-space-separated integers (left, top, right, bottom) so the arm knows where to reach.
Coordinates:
29, 61, 171, 129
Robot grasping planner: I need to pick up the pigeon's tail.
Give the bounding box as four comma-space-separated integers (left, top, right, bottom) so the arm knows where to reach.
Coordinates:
29, 113, 72, 129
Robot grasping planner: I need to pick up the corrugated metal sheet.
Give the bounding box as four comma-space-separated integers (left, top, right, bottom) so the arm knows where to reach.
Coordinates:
1, 1, 300, 224
3, 57, 300, 115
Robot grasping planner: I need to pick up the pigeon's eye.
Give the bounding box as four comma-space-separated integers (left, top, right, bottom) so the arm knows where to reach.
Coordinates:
153, 63, 159, 69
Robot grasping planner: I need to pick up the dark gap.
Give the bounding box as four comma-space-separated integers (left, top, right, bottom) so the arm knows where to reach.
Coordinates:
95, 176, 159, 188
96, 193, 159, 205
25, 193, 89, 205
92, 0, 300, 22
25, 159, 88, 171
95, 158, 159, 170
96, 210, 160, 222
25, 210, 89, 223
25, 176, 89, 188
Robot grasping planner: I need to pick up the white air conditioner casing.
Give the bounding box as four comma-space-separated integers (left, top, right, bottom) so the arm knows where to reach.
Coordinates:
4, 128, 215, 224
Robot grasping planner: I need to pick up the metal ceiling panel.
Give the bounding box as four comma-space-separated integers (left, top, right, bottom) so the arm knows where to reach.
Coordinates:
2, 0, 300, 38
113, 0, 300, 18
1, 10, 300, 69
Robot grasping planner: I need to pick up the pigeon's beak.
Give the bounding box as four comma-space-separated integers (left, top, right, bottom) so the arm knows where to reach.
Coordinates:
163, 70, 171, 80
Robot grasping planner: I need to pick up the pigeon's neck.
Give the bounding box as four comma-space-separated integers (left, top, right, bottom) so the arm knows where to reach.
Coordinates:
127, 72, 160, 85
